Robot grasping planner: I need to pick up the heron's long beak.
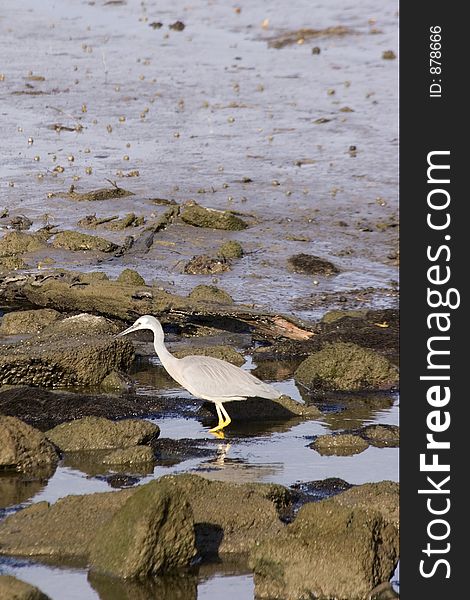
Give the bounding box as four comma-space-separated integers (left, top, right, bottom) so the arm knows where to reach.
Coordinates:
116, 323, 140, 337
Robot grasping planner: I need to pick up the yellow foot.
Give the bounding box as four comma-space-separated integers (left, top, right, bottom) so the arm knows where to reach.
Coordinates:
209, 430, 225, 439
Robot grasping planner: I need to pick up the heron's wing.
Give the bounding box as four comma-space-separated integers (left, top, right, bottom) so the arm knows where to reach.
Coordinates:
179, 355, 280, 400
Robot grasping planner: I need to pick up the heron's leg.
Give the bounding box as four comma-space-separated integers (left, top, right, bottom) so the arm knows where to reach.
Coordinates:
220, 403, 232, 428
209, 404, 225, 433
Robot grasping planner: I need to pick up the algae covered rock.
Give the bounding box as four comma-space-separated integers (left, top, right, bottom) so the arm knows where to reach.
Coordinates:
181, 202, 248, 230
0, 308, 62, 335
360, 424, 399, 448
0, 314, 134, 388
89, 480, 196, 578
287, 253, 339, 275
117, 268, 146, 286
0, 231, 48, 257
46, 416, 160, 451
294, 342, 398, 391
218, 240, 244, 259
0, 575, 51, 600
188, 284, 234, 305
102, 445, 155, 466
251, 485, 399, 600
160, 473, 287, 556
0, 416, 59, 473
52, 231, 118, 252
311, 433, 370, 456
0, 490, 134, 558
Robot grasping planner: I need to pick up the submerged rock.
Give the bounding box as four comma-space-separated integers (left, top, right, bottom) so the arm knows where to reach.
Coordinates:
52, 231, 118, 253
188, 284, 234, 304
287, 253, 339, 276
181, 202, 248, 230
102, 445, 155, 466
0, 308, 62, 335
89, 480, 196, 578
251, 482, 399, 600
100, 370, 132, 393
116, 268, 146, 286
46, 416, 160, 451
0, 313, 134, 388
359, 424, 399, 447
218, 240, 244, 259
294, 342, 398, 391
310, 433, 370, 456
0, 416, 58, 472
174, 345, 245, 366
0, 575, 51, 600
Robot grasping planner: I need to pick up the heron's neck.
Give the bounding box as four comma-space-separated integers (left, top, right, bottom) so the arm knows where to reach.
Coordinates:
153, 334, 178, 374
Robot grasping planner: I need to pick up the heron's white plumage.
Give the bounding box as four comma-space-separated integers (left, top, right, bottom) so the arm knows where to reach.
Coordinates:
117, 314, 281, 433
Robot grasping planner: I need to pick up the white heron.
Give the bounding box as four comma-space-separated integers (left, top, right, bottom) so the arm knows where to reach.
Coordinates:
117, 315, 281, 436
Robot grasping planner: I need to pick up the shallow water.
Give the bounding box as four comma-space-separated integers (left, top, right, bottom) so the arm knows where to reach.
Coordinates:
1, 0, 398, 319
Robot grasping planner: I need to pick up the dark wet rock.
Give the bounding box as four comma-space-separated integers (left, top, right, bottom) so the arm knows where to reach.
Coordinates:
0, 416, 58, 472
332, 481, 399, 528
89, 480, 196, 578
382, 50, 396, 60
251, 484, 399, 600
169, 21, 185, 31
100, 370, 132, 393
0, 575, 51, 600
0, 308, 62, 335
200, 394, 321, 424
8, 215, 33, 231
152, 438, 215, 465
102, 445, 155, 466
180, 202, 248, 230
46, 416, 160, 451
291, 478, 353, 503
174, 345, 245, 366
53, 186, 133, 201
218, 240, 244, 259
359, 424, 399, 447
52, 231, 118, 253
0, 490, 134, 558
184, 254, 230, 275
294, 342, 398, 391
318, 309, 399, 364
116, 268, 146, 286
0, 313, 134, 388
0, 231, 48, 257
149, 21, 163, 30
106, 213, 145, 230
160, 474, 288, 556
267, 25, 351, 49
310, 433, 370, 456
287, 253, 339, 276
0, 385, 178, 431
188, 284, 233, 305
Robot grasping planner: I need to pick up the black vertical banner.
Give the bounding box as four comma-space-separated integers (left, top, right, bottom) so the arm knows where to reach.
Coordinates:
400, 2, 465, 598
